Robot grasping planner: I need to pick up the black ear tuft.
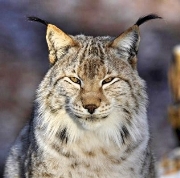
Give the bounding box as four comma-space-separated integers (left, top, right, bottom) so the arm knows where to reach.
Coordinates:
135, 14, 162, 26
27, 16, 48, 26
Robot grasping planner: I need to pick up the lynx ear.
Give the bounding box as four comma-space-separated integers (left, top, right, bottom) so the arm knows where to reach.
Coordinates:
28, 16, 75, 64
111, 14, 161, 68
46, 24, 75, 64
111, 25, 140, 62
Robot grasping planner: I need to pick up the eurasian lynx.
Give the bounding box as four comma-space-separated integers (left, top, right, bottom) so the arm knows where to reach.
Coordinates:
4, 14, 161, 178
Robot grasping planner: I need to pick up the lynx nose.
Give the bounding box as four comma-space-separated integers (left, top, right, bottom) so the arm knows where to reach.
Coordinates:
84, 104, 98, 114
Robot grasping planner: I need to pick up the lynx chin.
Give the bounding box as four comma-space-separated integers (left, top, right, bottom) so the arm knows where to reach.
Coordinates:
4, 14, 161, 178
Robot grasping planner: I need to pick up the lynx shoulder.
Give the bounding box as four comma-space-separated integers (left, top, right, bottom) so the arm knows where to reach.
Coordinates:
4, 14, 161, 178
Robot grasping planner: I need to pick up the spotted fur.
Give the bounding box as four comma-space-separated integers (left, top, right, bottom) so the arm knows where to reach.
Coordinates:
4, 14, 161, 178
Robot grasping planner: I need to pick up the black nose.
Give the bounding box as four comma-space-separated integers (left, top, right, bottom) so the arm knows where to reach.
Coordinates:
84, 104, 98, 114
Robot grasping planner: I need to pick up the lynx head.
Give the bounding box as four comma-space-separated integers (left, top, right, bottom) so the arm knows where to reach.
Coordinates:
29, 15, 161, 143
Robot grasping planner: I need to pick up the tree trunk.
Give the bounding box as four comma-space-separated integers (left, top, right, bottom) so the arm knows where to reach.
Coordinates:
168, 45, 180, 144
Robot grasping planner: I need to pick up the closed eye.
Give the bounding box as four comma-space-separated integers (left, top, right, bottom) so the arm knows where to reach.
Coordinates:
69, 77, 81, 85
102, 77, 115, 85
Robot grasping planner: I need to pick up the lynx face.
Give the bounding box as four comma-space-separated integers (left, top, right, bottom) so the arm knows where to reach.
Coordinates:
31, 14, 161, 145
38, 32, 146, 132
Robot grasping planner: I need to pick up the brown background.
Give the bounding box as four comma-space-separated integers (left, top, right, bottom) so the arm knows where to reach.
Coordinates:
1, 0, 180, 176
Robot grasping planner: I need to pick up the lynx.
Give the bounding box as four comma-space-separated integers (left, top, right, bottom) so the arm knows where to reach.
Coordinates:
4, 14, 161, 178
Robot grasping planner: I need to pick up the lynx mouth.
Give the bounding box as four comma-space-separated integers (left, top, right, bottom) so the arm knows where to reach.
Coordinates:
85, 116, 99, 121
74, 114, 108, 121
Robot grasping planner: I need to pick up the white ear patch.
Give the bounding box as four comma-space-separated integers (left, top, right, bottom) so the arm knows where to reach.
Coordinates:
118, 33, 136, 50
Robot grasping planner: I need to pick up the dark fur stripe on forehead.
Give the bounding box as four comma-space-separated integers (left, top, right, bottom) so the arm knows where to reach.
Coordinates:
135, 14, 162, 26
82, 59, 105, 79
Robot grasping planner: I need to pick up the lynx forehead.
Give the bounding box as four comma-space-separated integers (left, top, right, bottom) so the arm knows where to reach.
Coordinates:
4, 14, 161, 178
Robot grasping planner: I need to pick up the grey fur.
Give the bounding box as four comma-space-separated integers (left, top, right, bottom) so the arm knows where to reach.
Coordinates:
4, 15, 160, 178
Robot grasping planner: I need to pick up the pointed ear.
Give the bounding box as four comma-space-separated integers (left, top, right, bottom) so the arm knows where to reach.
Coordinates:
110, 25, 140, 67
46, 24, 75, 64
110, 14, 162, 68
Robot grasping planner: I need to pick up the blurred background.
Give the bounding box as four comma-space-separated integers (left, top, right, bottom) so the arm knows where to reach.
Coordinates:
1, 0, 180, 176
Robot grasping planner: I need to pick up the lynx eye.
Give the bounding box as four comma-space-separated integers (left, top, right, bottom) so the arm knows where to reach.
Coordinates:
102, 77, 114, 85
69, 77, 81, 85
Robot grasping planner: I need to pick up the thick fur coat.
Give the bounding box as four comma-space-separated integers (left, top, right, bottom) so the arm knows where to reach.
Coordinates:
4, 14, 161, 178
